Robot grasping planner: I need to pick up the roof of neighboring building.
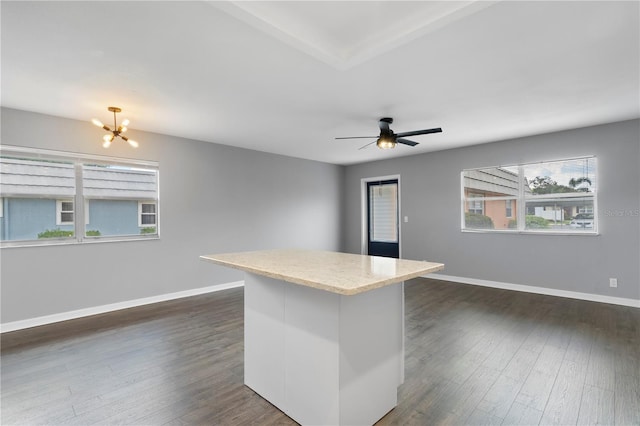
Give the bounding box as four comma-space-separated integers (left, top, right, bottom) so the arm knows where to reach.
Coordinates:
464, 167, 532, 196
1, 157, 157, 199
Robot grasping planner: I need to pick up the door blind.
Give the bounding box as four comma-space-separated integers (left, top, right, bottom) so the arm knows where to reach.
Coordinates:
369, 183, 398, 243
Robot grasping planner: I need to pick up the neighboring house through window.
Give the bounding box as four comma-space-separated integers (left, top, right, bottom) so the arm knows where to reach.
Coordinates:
462, 156, 597, 233
1, 146, 159, 246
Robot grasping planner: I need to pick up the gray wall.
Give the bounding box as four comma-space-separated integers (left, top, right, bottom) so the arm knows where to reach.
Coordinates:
2, 108, 638, 325
1, 108, 344, 323
343, 119, 640, 301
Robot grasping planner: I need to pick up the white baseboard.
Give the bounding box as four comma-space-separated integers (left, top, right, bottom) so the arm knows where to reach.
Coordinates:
426, 273, 640, 308
0, 280, 245, 333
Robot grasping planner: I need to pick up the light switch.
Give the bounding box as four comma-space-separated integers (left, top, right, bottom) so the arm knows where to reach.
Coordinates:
404, 216, 408, 223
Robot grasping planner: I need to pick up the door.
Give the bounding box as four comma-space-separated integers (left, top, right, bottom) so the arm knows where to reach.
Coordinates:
366, 179, 399, 258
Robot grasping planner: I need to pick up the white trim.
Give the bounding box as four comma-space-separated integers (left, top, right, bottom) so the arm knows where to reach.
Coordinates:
56, 199, 74, 225
2, 233, 159, 249
426, 273, 640, 308
461, 229, 599, 236
0, 280, 245, 333
0, 144, 159, 168
138, 201, 157, 227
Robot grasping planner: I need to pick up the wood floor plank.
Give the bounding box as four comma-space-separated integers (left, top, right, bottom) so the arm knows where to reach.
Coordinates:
540, 359, 587, 425
502, 401, 544, 425
2, 279, 638, 426
476, 373, 523, 419
502, 347, 539, 383
614, 373, 640, 426
514, 369, 556, 413
577, 384, 615, 425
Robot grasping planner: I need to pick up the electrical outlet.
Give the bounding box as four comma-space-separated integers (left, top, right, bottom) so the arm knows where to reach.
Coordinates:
609, 278, 618, 288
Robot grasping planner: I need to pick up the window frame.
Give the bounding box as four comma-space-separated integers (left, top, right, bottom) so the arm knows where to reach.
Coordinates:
466, 192, 485, 215
461, 156, 598, 235
138, 201, 157, 227
56, 199, 75, 225
1, 145, 160, 248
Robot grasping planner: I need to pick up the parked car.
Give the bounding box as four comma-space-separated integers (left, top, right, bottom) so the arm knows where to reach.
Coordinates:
569, 213, 594, 229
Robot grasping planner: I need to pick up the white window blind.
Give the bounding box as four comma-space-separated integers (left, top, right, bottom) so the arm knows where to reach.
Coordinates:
369, 183, 398, 243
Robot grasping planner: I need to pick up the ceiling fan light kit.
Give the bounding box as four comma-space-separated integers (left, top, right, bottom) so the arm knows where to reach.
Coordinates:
376, 134, 396, 149
91, 106, 138, 148
336, 117, 442, 150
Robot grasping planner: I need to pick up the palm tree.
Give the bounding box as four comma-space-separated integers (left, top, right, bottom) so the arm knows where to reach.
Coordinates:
568, 177, 592, 192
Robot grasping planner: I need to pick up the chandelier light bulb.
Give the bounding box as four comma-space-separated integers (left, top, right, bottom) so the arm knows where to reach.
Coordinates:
92, 107, 139, 149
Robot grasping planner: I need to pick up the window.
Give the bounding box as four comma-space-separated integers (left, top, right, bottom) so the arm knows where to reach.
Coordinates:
1, 146, 159, 246
0, 155, 76, 241
56, 200, 74, 225
467, 193, 484, 215
462, 157, 597, 234
83, 163, 159, 238
505, 200, 513, 218
139, 202, 157, 227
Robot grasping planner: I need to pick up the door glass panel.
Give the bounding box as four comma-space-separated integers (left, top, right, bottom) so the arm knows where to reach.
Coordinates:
369, 182, 398, 243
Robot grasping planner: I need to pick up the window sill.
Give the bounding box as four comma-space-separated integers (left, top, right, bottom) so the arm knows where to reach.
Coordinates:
1, 234, 160, 249
461, 229, 599, 236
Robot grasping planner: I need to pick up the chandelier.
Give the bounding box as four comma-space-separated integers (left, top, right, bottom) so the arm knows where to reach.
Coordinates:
91, 107, 138, 148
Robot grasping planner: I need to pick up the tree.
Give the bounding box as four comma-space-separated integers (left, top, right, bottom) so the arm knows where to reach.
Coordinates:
568, 177, 592, 192
528, 176, 574, 194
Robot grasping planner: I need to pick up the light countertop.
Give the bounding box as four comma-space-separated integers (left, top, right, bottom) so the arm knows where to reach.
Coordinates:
200, 249, 444, 295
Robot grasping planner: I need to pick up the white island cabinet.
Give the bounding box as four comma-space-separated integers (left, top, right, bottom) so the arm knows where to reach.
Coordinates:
200, 249, 444, 426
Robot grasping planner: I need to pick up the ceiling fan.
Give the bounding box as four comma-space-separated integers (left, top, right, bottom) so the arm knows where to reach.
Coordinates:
336, 117, 442, 150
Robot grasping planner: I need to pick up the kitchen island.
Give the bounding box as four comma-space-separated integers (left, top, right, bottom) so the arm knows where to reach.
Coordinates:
200, 249, 443, 426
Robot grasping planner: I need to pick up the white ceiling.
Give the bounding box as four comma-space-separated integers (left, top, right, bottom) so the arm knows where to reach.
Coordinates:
2, 1, 638, 165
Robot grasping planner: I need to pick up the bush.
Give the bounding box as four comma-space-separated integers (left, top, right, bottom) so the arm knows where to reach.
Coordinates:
524, 215, 549, 229
140, 227, 157, 234
507, 216, 550, 229
38, 229, 101, 238
465, 213, 494, 229
38, 229, 74, 239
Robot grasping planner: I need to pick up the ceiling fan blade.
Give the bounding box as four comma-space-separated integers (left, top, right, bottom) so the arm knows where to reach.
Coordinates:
358, 140, 378, 150
396, 138, 419, 147
395, 127, 442, 138
335, 136, 378, 140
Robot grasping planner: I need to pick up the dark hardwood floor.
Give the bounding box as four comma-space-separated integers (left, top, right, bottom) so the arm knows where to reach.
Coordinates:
2, 278, 639, 425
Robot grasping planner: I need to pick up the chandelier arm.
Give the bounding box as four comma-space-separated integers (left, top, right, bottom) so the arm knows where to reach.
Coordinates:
95, 107, 137, 148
